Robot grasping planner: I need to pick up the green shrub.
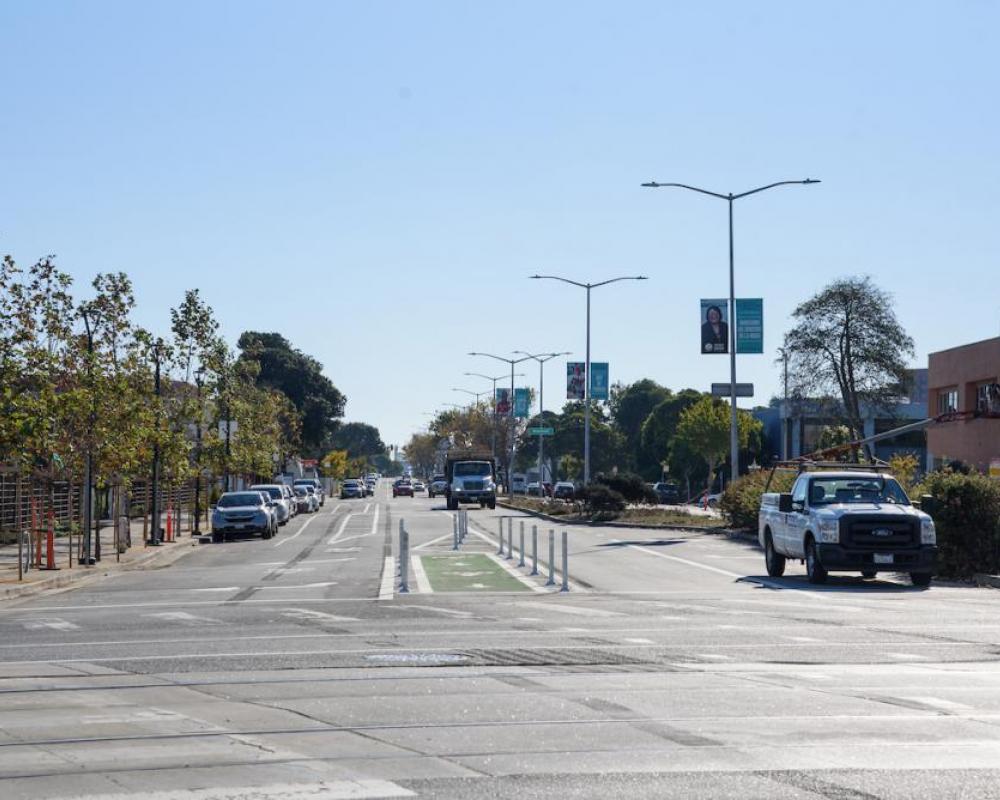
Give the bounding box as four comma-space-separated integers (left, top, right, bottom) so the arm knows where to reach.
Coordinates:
595, 472, 658, 505
719, 469, 796, 529
918, 470, 1000, 579
575, 484, 626, 520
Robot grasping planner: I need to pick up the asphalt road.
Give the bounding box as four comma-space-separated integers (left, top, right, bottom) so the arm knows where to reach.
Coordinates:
4, 482, 1000, 798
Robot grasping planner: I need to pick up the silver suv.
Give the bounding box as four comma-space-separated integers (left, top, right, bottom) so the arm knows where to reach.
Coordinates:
250, 484, 292, 526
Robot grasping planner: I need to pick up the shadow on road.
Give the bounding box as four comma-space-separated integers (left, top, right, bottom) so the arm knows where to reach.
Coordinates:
598, 539, 687, 548
739, 574, 929, 593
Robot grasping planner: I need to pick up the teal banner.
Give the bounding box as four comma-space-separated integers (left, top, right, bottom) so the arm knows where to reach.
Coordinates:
736, 298, 764, 354
514, 387, 530, 418
590, 362, 609, 400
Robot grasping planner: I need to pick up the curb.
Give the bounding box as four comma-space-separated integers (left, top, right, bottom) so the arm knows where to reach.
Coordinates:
0, 538, 200, 602
974, 574, 1000, 589
496, 501, 757, 542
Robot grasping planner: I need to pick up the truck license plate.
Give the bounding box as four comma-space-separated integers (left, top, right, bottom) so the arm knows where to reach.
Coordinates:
874, 553, 893, 565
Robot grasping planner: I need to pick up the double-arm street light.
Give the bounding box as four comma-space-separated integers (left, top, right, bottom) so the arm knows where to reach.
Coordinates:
463, 371, 524, 462
452, 387, 488, 409
642, 179, 819, 485
529, 275, 648, 484
468, 353, 536, 499
513, 351, 570, 491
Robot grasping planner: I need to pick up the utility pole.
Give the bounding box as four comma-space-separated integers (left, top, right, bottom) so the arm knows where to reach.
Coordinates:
514, 351, 570, 490
149, 340, 163, 546
193, 367, 204, 534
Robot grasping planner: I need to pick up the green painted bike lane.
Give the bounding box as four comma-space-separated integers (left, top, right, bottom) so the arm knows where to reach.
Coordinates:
419, 553, 530, 592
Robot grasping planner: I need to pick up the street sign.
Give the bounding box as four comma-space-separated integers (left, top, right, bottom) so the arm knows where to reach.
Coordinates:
711, 383, 754, 398
736, 298, 764, 354
528, 426, 555, 436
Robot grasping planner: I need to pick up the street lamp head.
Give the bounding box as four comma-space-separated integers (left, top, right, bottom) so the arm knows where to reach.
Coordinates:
641, 181, 661, 188
803, 178, 821, 184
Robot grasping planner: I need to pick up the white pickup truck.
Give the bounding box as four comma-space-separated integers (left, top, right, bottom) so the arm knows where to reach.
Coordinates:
759, 466, 937, 586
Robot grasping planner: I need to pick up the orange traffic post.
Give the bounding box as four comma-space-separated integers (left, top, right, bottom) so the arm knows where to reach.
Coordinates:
40, 511, 59, 571
166, 507, 173, 542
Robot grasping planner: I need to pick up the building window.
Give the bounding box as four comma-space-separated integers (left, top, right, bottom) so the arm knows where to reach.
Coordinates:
937, 387, 958, 414
977, 382, 1000, 415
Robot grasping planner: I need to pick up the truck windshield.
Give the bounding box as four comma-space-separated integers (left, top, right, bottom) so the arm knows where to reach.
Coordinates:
454, 462, 491, 477
809, 477, 910, 506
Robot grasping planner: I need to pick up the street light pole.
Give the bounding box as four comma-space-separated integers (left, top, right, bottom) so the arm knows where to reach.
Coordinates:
468, 353, 535, 498
642, 178, 819, 485
464, 371, 523, 465
514, 351, 570, 491
529, 275, 647, 484
149, 340, 164, 546
193, 367, 204, 534
79, 307, 97, 565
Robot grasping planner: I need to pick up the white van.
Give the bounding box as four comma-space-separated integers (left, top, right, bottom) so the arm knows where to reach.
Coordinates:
511, 473, 527, 494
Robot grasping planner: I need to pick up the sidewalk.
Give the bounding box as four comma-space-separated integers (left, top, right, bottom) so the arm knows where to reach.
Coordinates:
0, 516, 202, 601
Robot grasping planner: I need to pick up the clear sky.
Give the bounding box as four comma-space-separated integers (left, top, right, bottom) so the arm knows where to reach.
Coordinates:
2, 1, 997, 449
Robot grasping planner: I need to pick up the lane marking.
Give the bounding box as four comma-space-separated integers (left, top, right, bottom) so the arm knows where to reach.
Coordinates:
484, 553, 547, 593
413, 532, 455, 551
327, 513, 354, 544
57, 780, 414, 800
282, 608, 360, 623
410, 555, 431, 593
190, 587, 240, 592
273, 513, 319, 546
370, 503, 380, 536
625, 637, 655, 644
615, 540, 744, 578
332, 533, 372, 545
518, 601, 624, 618
387, 604, 474, 618
258, 581, 338, 590
17, 617, 80, 631
144, 612, 221, 626
378, 556, 395, 601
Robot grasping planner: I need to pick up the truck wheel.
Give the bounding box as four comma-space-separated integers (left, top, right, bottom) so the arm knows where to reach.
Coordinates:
487, 499, 496, 510
805, 537, 827, 584
910, 572, 932, 587
764, 531, 785, 577
861, 568, 877, 579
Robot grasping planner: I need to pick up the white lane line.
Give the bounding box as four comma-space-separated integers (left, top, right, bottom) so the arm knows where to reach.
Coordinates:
17, 618, 80, 631
332, 533, 371, 545
191, 587, 240, 592
258, 581, 337, 590
144, 612, 221, 625
363, 503, 371, 514
387, 604, 474, 618
273, 513, 318, 546
59, 780, 414, 800
615, 540, 744, 578
370, 503, 380, 536
518, 601, 624, 618
413, 532, 455, 551
282, 608, 360, 623
327, 513, 354, 544
410, 555, 431, 593
625, 637, 655, 644
485, 553, 547, 593
378, 556, 395, 601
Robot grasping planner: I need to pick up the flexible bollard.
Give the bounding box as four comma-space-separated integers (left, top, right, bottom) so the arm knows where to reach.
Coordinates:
452, 514, 459, 550
460, 510, 467, 541
497, 518, 504, 554
166, 507, 173, 543
518, 520, 525, 567
530, 525, 538, 575
40, 512, 59, 571
506, 518, 514, 559
399, 519, 409, 593
546, 529, 556, 586
561, 530, 569, 592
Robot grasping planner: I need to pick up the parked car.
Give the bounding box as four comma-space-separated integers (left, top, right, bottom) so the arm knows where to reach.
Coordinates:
282, 484, 297, 517
365, 477, 377, 494
249, 484, 292, 526
553, 481, 576, 500
412, 480, 426, 493
341, 479, 364, 499
293, 478, 325, 507
428, 474, 448, 498
759, 465, 937, 585
393, 480, 414, 498
211, 491, 276, 542
526, 481, 552, 497
303, 485, 321, 510
653, 481, 682, 504
293, 486, 317, 513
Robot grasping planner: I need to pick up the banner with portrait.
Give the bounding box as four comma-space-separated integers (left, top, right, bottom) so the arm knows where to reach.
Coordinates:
700, 299, 729, 354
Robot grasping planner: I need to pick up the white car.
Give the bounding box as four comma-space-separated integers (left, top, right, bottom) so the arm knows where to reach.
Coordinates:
759, 467, 937, 586
249, 484, 292, 526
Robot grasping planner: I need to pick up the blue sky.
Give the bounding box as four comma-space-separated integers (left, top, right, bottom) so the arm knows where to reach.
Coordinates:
2, 1, 997, 448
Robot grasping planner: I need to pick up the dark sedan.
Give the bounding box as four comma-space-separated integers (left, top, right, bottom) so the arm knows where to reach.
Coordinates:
393, 480, 414, 498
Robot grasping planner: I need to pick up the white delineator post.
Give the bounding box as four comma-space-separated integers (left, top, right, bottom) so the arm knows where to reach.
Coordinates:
518, 520, 525, 567
531, 525, 538, 575
546, 529, 556, 586
452, 514, 459, 550
399, 519, 409, 593
561, 530, 569, 592
497, 518, 504, 555
506, 518, 514, 560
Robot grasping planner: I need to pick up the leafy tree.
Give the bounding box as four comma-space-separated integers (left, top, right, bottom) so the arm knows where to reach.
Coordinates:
331, 422, 386, 459
673, 397, 761, 493
609, 379, 673, 475
321, 449, 349, 480
237, 332, 345, 455
783, 276, 915, 454
640, 389, 703, 478
816, 424, 853, 453
403, 432, 440, 478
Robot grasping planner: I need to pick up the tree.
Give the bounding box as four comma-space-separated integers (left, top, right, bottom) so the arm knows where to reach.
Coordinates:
403, 432, 440, 478
783, 276, 915, 453
321, 449, 349, 481
609, 379, 673, 476
816, 424, 852, 452
673, 397, 761, 492
331, 422, 386, 458
640, 389, 703, 478
237, 332, 345, 455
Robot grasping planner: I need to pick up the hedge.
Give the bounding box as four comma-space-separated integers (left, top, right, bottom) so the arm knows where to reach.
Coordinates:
719, 469, 796, 530
575, 484, 626, 521
594, 472, 658, 505
917, 470, 1000, 579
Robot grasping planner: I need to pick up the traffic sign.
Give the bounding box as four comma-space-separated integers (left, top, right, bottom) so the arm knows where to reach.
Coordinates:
711, 383, 754, 398
528, 427, 555, 436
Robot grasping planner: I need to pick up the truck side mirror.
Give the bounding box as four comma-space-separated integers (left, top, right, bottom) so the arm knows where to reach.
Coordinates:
778, 493, 794, 513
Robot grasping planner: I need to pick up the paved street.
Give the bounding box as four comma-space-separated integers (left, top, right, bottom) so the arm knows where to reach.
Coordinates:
4, 482, 1000, 799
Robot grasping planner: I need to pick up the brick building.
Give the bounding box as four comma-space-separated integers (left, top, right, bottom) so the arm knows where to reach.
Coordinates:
927, 336, 1000, 472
